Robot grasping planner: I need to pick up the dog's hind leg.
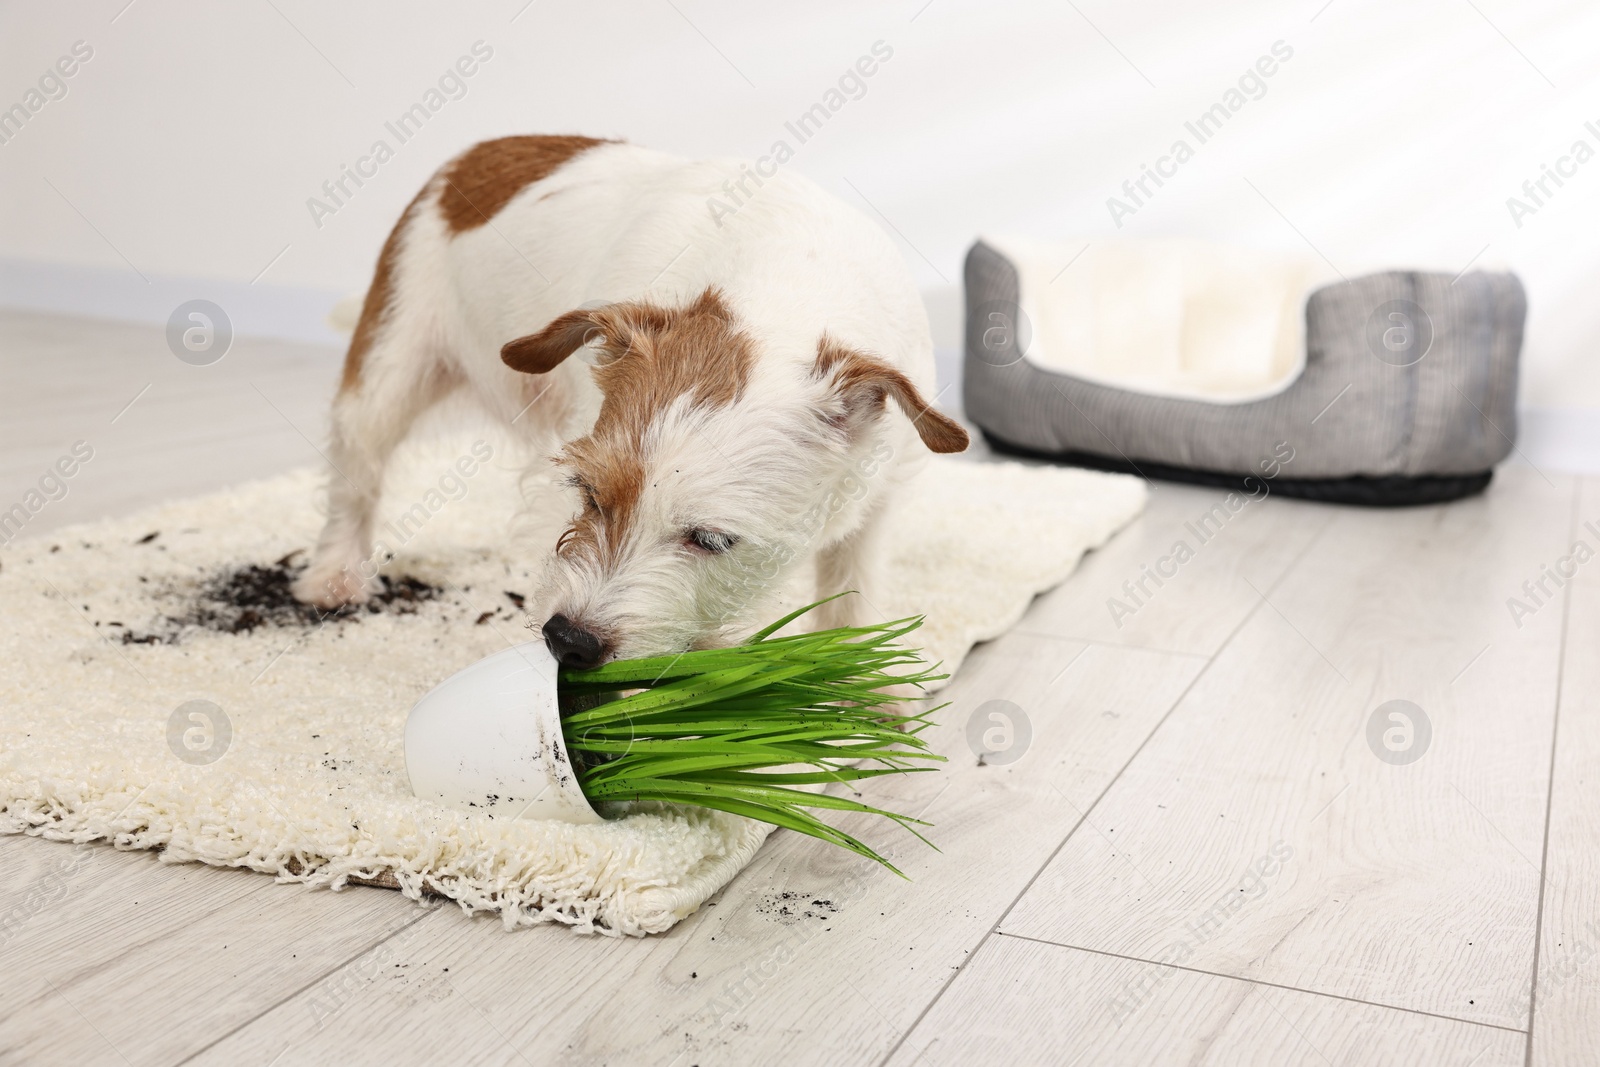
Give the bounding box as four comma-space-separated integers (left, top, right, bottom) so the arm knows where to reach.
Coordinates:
292, 331, 455, 608
293, 211, 456, 608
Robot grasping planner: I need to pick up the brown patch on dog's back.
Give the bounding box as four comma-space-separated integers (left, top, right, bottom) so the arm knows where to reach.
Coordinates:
814, 334, 969, 453
341, 135, 611, 393
438, 135, 611, 233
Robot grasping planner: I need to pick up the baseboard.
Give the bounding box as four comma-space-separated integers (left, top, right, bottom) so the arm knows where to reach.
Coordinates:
1516, 408, 1600, 476
0, 256, 348, 348
2, 260, 1595, 474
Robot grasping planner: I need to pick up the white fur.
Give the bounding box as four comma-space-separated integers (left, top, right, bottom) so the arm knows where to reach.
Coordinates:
294, 141, 950, 658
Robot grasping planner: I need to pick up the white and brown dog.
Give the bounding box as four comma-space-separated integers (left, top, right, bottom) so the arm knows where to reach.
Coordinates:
292, 135, 967, 667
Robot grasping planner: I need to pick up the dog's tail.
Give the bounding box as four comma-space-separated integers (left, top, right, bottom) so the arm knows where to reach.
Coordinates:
326, 290, 365, 336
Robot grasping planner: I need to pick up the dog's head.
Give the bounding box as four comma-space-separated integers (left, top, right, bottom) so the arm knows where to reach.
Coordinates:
501, 287, 967, 666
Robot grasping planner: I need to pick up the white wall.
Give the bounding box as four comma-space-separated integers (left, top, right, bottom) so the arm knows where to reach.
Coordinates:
3, 1, 1598, 428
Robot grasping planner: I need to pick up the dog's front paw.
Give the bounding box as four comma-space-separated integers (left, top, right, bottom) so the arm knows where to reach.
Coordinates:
290, 561, 375, 609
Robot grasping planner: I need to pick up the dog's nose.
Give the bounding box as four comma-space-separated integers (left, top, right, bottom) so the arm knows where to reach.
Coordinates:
541, 613, 607, 668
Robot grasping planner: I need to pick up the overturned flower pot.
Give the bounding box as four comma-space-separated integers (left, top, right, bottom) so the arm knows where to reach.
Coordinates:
404, 599, 948, 873
406, 639, 603, 824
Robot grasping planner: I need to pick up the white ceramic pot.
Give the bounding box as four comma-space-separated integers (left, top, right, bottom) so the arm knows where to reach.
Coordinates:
404, 641, 603, 824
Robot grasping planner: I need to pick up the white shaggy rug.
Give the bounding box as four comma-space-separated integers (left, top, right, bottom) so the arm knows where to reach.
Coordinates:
0, 430, 1144, 936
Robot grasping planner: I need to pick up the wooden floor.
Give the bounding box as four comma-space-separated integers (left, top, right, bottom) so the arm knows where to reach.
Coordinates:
2, 309, 1595, 1066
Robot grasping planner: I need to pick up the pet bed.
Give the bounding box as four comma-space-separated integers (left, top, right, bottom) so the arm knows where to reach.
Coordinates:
963, 236, 1527, 505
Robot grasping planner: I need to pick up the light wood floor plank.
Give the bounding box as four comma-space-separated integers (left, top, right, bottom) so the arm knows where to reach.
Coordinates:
185, 634, 1207, 1067
0, 309, 341, 540
1570, 475, 1600, 588
1529, 577, 1600, 1066
1014, 479, 1329, 656
1001, 466, 1576, 1030
0, 833, 424, 1066
885, 934, 1524, 1066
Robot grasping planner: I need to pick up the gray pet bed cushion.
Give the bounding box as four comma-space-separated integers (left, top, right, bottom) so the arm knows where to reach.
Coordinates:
963, 238, 1527, 505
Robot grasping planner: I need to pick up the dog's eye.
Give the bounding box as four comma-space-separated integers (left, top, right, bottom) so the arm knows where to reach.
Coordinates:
685, 527, 738, 554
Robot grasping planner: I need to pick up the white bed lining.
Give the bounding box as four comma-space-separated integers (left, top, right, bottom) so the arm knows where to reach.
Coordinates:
983, 234, 1340, 404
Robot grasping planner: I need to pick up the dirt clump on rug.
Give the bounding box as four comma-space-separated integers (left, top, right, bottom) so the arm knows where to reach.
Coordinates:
116, 550, 445, 645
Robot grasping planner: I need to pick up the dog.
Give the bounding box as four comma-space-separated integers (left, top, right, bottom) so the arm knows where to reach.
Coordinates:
292, 135, 967, 666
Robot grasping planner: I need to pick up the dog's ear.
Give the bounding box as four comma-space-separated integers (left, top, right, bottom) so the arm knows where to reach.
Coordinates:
813, 335, 969, 454
501, 308, 608, 375
502, 302, 676, 375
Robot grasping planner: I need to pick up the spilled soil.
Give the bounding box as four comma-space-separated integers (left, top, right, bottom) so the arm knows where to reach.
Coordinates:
118, 554, 443, 645
755, 890, 840, 925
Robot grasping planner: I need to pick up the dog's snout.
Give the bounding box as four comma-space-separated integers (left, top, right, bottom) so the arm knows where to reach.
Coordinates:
542, 613, 607, 668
